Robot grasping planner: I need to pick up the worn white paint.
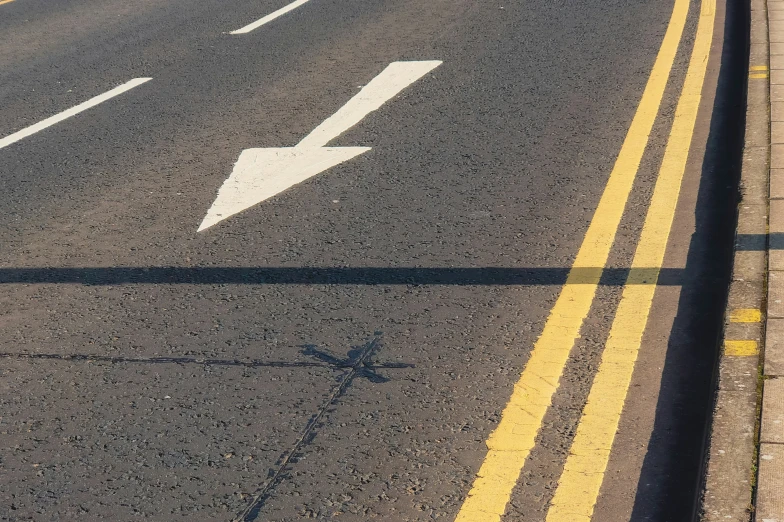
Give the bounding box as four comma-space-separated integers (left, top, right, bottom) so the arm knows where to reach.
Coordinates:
0, 78, 152, 151
230, 0, 311, 34
198, 61, 441, 232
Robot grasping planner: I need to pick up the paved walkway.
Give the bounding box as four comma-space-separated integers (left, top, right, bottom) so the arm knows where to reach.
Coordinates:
759, 0, 784, 516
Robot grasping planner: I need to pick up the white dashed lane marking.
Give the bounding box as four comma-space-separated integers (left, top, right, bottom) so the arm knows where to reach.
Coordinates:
230, 0, 312, 34
0, 78, 151, 151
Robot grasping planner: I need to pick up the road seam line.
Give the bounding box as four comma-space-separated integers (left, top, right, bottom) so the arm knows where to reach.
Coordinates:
452, 0, 691, 517
544, 0, 716, 518
0, 78, 152, 151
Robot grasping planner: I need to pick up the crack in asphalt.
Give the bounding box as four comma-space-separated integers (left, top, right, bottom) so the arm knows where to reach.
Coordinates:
0, 350, 413, 372
233, 333, 394, 522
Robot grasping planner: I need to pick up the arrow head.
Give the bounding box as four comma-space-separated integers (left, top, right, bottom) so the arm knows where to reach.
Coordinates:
198, 146, 371, 232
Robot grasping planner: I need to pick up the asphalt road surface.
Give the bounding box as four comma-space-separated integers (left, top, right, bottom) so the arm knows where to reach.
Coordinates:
0, 0, 747, 520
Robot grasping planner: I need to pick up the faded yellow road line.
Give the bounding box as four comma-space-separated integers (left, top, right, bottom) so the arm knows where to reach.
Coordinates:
725, 340, 759, 356
750, 65, 769, 79
0, 0, 16, 6
730, 308, 763, 322
545, 0, 716, 519
452, 0, 691, 519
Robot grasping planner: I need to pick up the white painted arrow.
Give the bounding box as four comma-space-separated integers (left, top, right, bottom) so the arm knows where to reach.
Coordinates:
198, 60, 442, 232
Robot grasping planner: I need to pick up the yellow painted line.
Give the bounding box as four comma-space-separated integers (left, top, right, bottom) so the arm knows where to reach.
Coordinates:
545, 0, 716, 519
730, 308, 763, 323
452, 0, 691, 519
750, 65, 769, 79
725, 340, 759, 356
0, 0, 15, 5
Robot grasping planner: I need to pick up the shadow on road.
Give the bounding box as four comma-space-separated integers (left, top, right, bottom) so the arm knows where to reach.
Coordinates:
0, 266, 684, 285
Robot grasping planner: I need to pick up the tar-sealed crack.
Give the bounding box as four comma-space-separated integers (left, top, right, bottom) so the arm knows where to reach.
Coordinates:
0, 350, 412, 372
234, 332, 411, 522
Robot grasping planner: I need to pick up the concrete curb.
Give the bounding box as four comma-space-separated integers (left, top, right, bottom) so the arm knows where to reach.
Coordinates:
701, 0, 769, 519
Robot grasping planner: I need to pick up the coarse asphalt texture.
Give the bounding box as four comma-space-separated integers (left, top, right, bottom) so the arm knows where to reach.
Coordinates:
0, 0, 746, 520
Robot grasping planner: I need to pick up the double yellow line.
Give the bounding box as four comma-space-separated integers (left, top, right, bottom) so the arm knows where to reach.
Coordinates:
454, 0, 715, 518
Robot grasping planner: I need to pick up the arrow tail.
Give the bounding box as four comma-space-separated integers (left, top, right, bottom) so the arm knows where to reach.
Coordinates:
297, 61, 442, 148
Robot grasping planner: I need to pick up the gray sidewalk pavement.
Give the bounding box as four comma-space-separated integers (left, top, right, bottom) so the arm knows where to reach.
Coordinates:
760, 0, 784, 518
